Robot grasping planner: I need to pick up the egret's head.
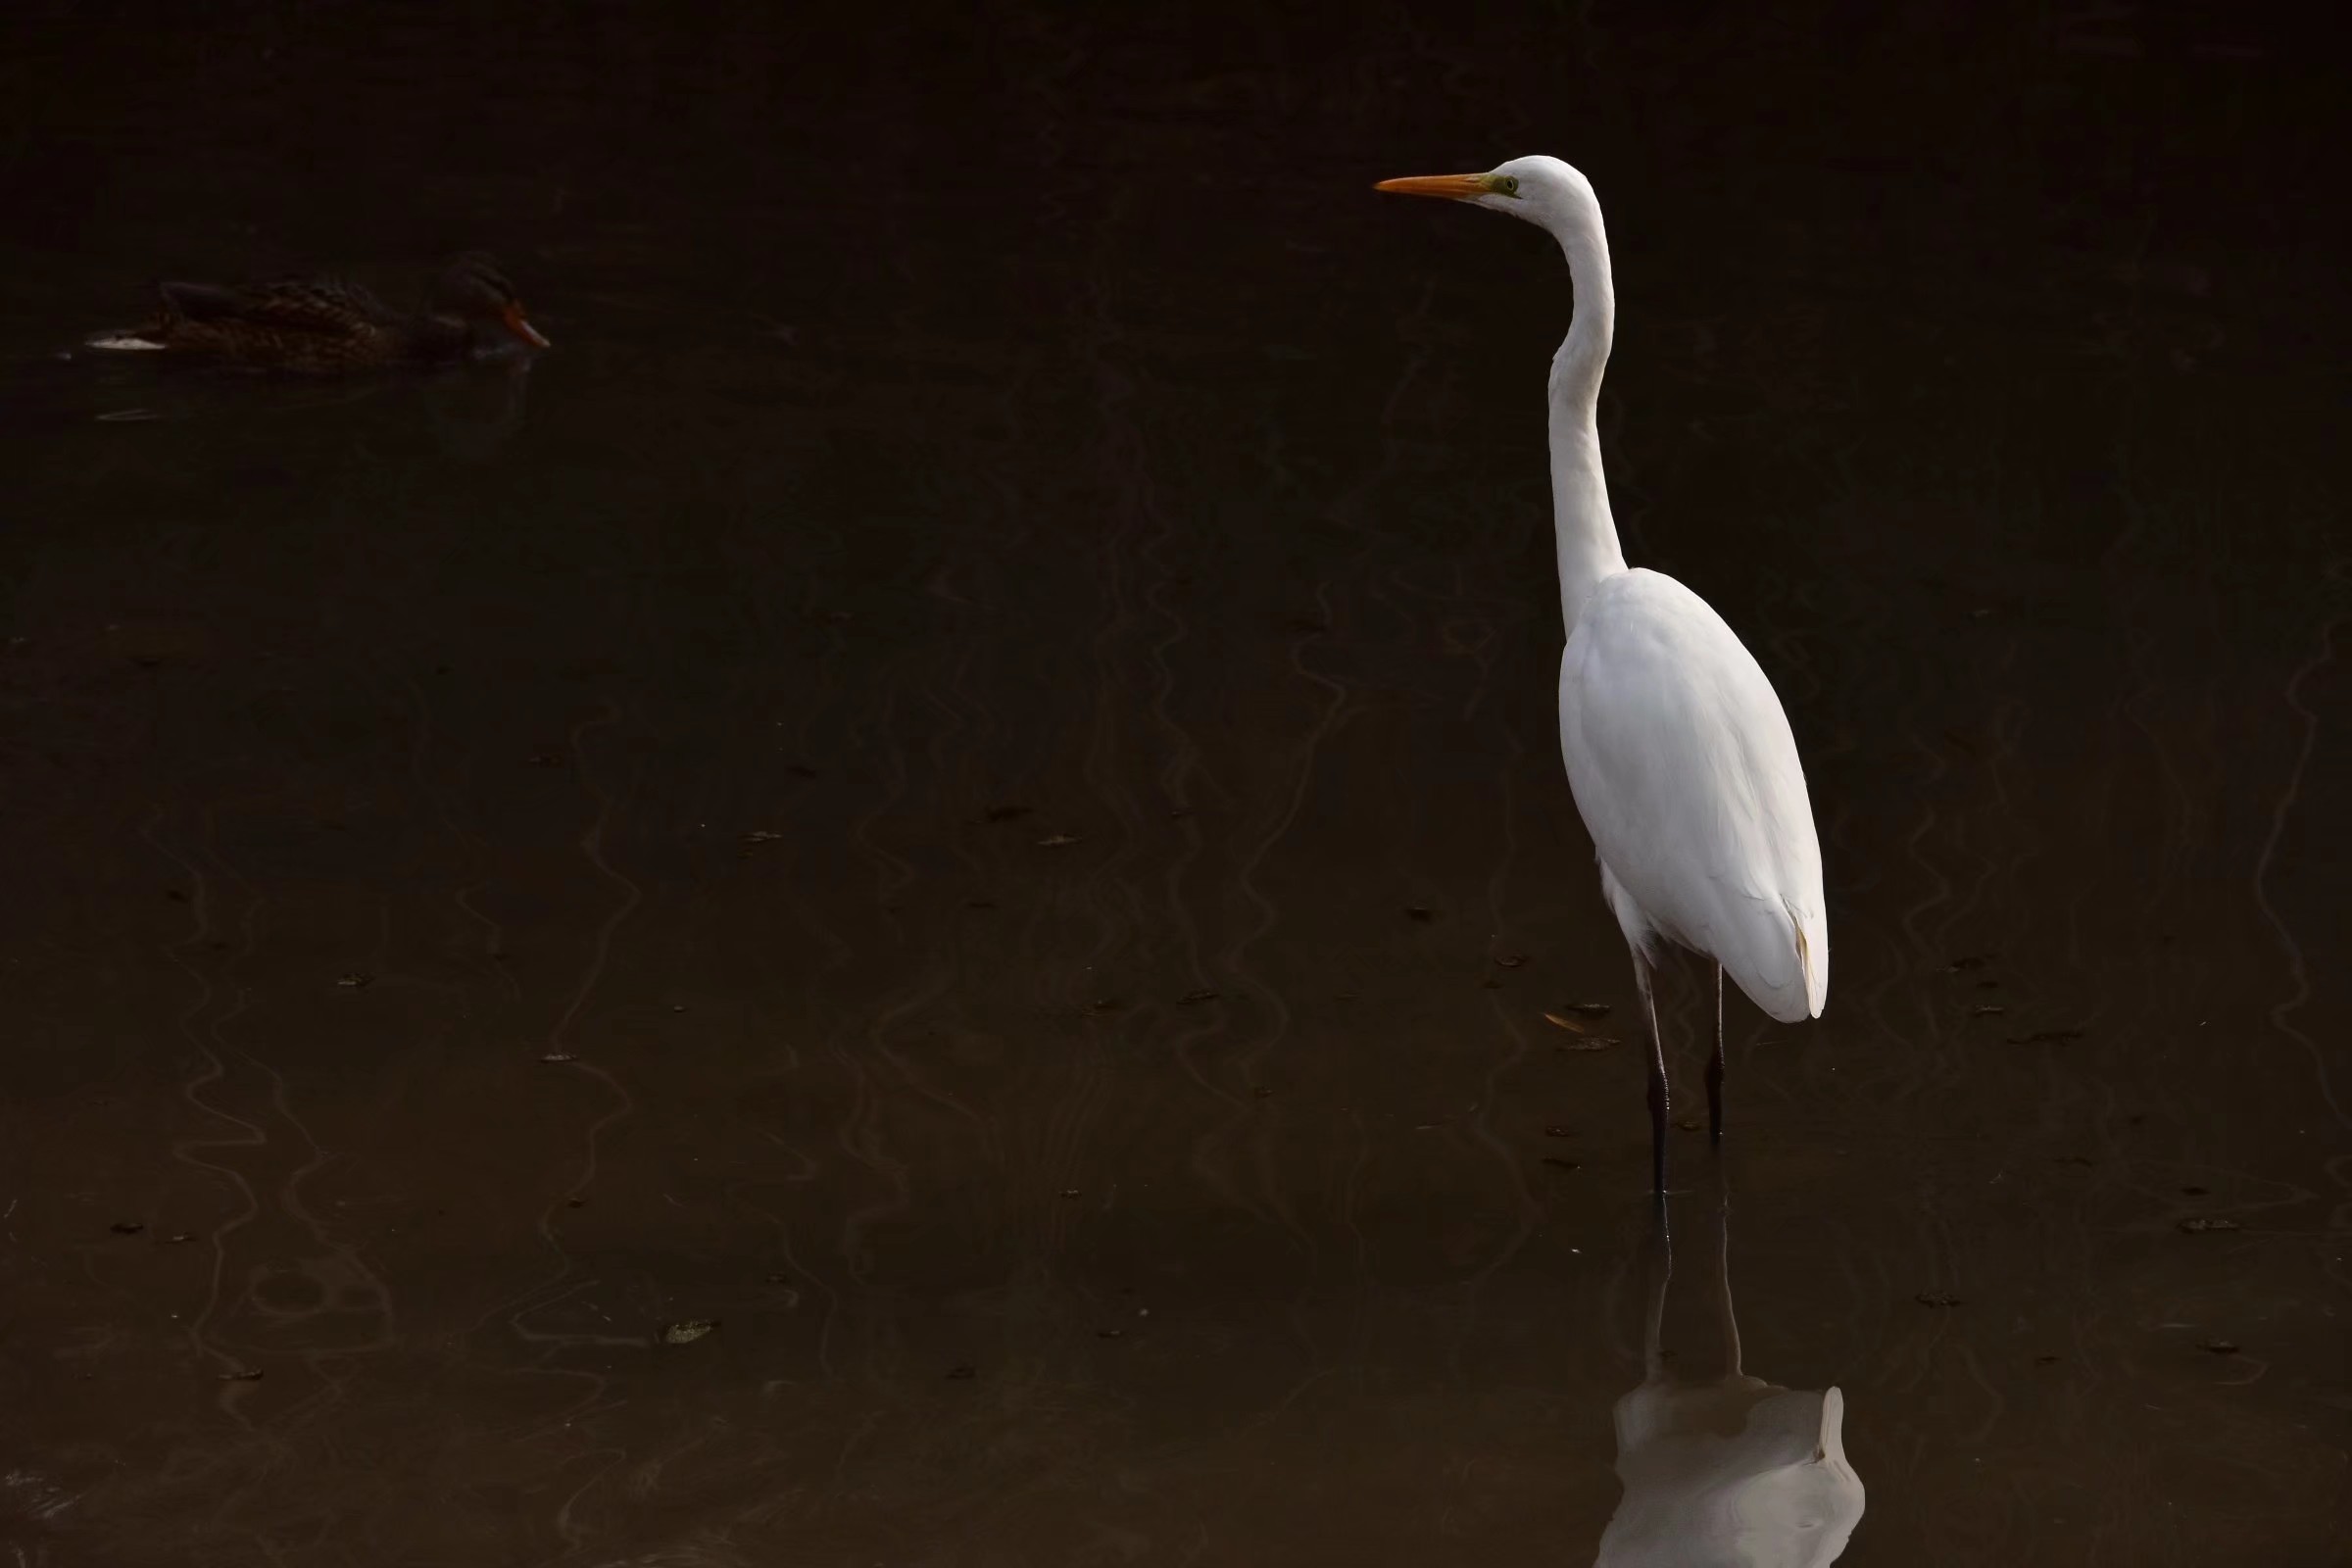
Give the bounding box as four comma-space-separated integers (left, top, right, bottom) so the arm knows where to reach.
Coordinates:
1375, 155, 1598, 237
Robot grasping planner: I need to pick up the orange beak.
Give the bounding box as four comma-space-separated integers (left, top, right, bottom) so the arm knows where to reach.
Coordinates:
1374, 172, 1493, 200
501, 302, 551, 349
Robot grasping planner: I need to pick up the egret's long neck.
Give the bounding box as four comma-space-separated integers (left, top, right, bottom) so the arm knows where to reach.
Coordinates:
1545, 210, 1626, 637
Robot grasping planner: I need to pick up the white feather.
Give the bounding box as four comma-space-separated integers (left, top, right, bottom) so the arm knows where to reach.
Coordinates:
1561, 568, 1827, 1023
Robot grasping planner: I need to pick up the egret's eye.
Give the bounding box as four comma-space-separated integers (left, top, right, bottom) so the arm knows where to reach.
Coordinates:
1495, 175, 1521, 197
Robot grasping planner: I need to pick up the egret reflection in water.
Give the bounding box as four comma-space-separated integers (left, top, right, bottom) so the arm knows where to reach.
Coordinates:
1595, 1175, 1865, 1568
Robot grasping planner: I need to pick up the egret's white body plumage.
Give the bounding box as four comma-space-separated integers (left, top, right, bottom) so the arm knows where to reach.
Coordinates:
1380, 155, 1826, 1180
1565, 568, 1827, 1025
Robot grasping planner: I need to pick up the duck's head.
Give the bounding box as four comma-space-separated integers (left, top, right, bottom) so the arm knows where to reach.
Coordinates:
430, 253, 550, 351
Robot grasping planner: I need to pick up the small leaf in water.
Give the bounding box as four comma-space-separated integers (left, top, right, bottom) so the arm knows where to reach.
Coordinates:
1559, 1002, 1612, 1018
336, 973, 373, 989
1494, 952, 1528, 968
1037, 833, 1082, 848
539, 1052, 577, 1063
661, 1319, 719, 1346
740, 829, 783, 847
2196, 1338, 2239, 1355
1969, 1004, 2006, 1016
1177, 988, 1220, 1004
110, 1221, 145, 1236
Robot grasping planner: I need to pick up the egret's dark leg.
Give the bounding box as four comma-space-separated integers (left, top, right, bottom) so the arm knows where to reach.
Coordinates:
1705, 960, 1726, 1146
1635, 952, 1668, 1194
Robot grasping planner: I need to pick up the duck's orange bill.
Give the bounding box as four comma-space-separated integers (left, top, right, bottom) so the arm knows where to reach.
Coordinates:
502, 303, 552, 349
1373, 173, 1490, 199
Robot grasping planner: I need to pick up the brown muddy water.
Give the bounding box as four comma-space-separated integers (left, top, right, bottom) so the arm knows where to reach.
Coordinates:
1, 3, 2345, 1564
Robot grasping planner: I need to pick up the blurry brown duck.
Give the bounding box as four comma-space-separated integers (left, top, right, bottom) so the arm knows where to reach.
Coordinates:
87, 252, 549, 373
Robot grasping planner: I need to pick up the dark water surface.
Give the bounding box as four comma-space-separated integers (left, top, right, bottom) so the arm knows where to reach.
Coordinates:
3, 4, 2346, 1564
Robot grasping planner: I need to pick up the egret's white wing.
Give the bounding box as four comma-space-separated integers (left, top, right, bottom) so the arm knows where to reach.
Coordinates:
1558, 568, 1827, 1022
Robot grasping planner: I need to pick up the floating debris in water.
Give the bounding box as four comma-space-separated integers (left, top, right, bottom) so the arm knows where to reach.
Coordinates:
2006, 1029, 2084, 1045
539, 1052, 577, 1063
1968, 1004, 2007, 1016
1557, 1002, 1612, 1018
2196, 1338, 2240, 1355
219, 1366, 264, 1382
1097, 1327, 1125, 1339
1542, 1156, 1580, 1172
335, 973, 373, 989
2034, 1354, 2061, 1366
1494, 953, 1528, 968
1250, 1085, 1274, 1099
2180, 1185, 2211, 1197
1405, 906, 1434, 922
740, 829, 783, 848
110, 1221, 145, 1236
526, 751, 566, 767
1554, 1036, 1620, 1053
1178, 988, 1220, 1004
1674, 1117, 1703, 1132
1948, 954, 1994, 972
1544, 1125, 1573, 1139
165, 1232, 192, 1245
1037, 833, 1082, 848
660, 1320, 718, 1346
946, 1364, 977, 1380
984, 805, 1032, 822
1913, 1292, 1963, 1308
2178, 1217, 2240, 1234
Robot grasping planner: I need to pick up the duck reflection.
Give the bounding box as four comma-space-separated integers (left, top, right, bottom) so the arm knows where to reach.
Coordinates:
1594, 1173, 1865, 1567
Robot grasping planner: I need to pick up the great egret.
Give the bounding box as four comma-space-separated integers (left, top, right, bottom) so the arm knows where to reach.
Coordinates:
1377, 158, 1827, 1191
